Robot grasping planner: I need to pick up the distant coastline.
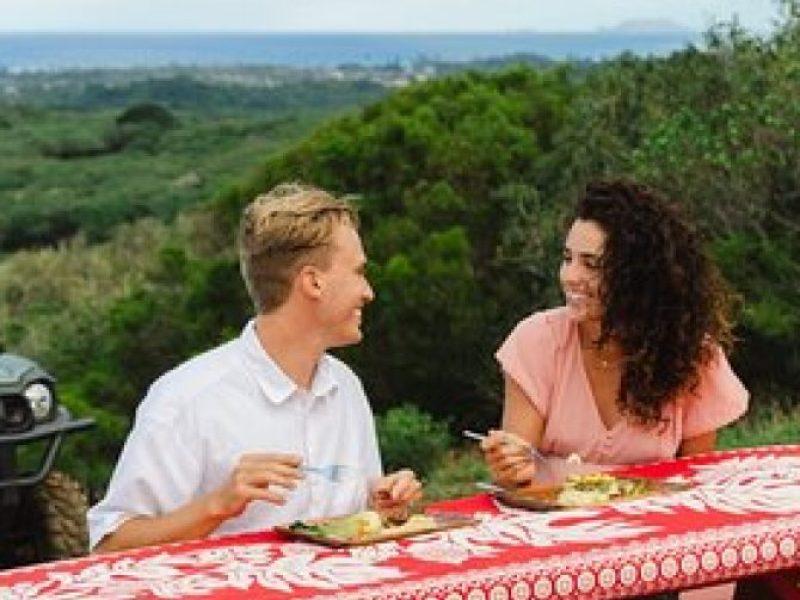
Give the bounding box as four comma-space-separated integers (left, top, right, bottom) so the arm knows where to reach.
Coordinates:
599, 18, 694, 34
0, 31, 701, 72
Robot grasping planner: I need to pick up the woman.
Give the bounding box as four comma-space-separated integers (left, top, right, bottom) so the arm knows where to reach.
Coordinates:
482, 179, 748, 487
482, 179, 750, 600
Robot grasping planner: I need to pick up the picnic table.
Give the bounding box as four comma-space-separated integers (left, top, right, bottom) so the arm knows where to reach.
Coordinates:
1, 445, 799, 599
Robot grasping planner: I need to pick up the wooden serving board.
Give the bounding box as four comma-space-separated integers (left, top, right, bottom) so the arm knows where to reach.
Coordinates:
275, 512, 478, 547
495, 477, 690, 511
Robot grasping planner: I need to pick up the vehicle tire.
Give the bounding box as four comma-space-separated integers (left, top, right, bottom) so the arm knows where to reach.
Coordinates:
33, 470, 91, 560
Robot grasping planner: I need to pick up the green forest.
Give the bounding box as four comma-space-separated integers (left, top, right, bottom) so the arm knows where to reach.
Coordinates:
1, 4, 799, 497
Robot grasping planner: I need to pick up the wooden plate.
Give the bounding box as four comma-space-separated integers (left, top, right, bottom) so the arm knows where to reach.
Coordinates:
275, 512, 478, 547
494, 477, 690, 511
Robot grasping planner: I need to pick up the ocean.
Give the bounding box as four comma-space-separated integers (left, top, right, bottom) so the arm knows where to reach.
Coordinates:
0, 32, 701, 72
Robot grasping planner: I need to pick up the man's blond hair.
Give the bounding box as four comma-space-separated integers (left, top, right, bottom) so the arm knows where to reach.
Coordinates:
238, 182, 358, 313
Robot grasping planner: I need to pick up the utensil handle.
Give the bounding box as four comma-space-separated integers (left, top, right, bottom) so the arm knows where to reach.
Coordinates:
462, 429, 486, 442
475, 481, 506, 494
464, 429, 536, 456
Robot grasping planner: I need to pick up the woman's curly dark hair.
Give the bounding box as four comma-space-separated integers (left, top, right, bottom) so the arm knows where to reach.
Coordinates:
573, 179, 736, 427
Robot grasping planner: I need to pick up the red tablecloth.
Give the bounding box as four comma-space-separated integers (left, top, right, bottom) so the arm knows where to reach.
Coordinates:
1, 445, 799, 599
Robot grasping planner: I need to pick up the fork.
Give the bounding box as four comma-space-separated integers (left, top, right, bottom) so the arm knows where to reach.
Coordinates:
301, 464, 359, 482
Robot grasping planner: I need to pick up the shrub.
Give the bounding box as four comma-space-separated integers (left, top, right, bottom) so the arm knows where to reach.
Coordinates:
54, 383, 131, 496
422, 448, 490, 504
376, 404, 452, 477
115, 102, 177, 129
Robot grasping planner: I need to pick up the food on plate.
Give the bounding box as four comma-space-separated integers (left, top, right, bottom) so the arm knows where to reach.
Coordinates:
288, 510, 382, 540
555, 473, 652, 507
496, 471, 687, 511
390, 513, 440, 535
287, 510, 440, 543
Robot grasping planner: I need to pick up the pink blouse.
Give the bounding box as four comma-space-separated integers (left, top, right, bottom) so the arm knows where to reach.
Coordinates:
496, 307, 749, 465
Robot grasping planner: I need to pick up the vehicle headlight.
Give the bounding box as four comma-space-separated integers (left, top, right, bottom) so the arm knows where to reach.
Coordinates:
23, 382, 53, 421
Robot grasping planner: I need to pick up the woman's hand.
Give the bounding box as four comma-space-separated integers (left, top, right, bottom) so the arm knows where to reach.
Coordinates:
368, 469, 423, 522
480, 429, 538, 488
481, 374, 546, 488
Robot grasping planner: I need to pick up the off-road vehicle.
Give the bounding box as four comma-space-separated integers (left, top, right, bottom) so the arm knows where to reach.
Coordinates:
0, 353, 94, 567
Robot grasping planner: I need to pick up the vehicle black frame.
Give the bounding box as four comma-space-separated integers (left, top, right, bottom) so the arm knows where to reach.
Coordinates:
0, 353, 94, 567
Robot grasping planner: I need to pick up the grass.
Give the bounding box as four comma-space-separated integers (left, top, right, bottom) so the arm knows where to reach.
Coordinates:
719, 399, 800, 448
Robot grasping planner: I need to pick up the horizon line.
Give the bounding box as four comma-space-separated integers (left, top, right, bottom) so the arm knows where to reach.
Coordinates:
0, 28, 702, 36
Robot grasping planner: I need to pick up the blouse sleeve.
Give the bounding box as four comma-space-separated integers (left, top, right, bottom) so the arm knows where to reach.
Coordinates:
495, 312, 558, 418
682, 346, 749, 438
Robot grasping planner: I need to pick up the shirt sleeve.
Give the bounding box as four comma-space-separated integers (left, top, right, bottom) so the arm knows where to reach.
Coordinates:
682, 346, 749, 439
495, 312, 558, 418
87, 406, 202, 549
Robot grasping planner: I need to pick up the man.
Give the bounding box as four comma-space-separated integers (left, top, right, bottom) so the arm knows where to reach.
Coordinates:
88, 183, 422, 552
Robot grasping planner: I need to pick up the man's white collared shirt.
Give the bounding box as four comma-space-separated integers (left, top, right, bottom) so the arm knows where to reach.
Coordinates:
87, 321, 382, 549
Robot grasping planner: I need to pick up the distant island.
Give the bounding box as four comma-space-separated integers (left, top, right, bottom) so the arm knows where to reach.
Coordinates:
600, 19, 695, 34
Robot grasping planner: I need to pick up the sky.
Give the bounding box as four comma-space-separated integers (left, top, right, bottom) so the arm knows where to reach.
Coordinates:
0, 0, 782, 34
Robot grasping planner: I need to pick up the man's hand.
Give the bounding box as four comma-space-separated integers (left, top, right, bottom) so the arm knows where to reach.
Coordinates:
208, 452, 302, 520
96, 452, 304, 553
368, 469, 423, 522
480, 429, 537, 488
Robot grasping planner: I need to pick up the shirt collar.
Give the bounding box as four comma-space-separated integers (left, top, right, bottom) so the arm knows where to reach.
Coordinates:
310, 356, 338, 399
239, 320, 338, 405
